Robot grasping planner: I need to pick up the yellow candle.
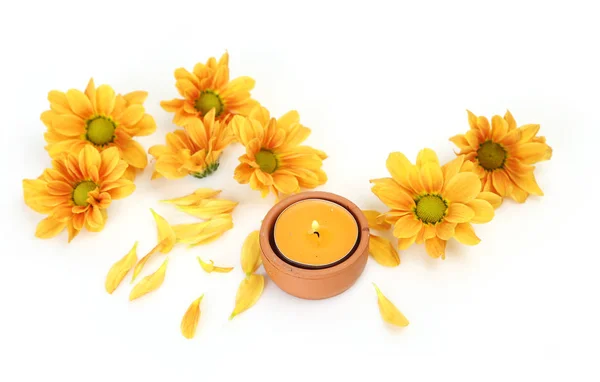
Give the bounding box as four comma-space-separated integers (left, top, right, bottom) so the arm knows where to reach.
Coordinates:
273, 199, 359, 268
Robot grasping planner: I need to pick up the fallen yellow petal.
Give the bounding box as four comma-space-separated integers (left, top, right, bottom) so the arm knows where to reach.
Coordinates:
105, 241, 138, 294
241, 230, 261, 275
176, 199, 238, 220
129, 258, 169, 301
173, 214, 233, 247
373, 283, 409, 327
369, 235, 400, 267
229, 274, 265, 320
130, 240, 164, 283
150, 209, 176, 253
197, 257, 233, 273
180, 294, 204, 339
363, 210, 391, 231
161, 188, 221, 206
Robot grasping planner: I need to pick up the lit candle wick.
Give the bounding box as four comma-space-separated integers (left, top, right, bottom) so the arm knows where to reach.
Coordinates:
312, 220, 320, 238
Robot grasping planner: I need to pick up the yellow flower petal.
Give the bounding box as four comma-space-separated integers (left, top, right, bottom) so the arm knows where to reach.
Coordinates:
398, 235, 417, 250
369, 235, 400, 267
197, 257, 233, 273
130, 241, 163, 283
35, 217, 67, 239
445, 203, 475, 223
518, 124, 541, 142
123, 90, 148, 105
229, 274, 265, 320
180, 295, 203, 339
119, 105, 145, 127
392, 215, 422, 239
512, 142, 552, 165
491, 170, 511, 196
362, 210, 391, 231
241, 230, 262, 275
419, 162, 443, 193
506, 169, 544, 196
129, 114, 156, 136
48, 90, 71, 113
160, 188, 222, 206
385, 152, 414, 187
509, 185, 529, 203
467, 110, 478, 130
66, 89, 94, 119
464, 130, 480, 149
449, 134, 470, 150
443, 172, 481, 203
173, 214, 233, 246
52, 114, 85, 136
150, 209, 176, 253
176, 199, 238, 220
370, 178, 415, 211
129, 258, 168, 301
105, 241, 138, 294
504, 110, 517, 131
120, 139, 148, 169
373, 283, 409, 327
96, 84, 116, 115
491, 115, 509, 141
454, 223, 481, 245
416, 148, 439, 167
276, 110, 300, 130
435, 221, 456, 240
476, 116, 491, 137
272, 173, 300, 194
476, 191, 503, 209
425, 237, 447, 259
85, 78, 96, 109
466, 199, 495, 224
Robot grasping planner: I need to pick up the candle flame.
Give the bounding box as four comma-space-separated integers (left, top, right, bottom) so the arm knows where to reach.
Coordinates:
312, 220, 320, 232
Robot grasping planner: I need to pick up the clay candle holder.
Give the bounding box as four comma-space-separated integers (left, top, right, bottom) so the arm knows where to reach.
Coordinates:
259, 191, 369, 300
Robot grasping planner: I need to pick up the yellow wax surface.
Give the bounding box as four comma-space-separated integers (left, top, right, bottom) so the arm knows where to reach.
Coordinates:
273, 199, 359, 267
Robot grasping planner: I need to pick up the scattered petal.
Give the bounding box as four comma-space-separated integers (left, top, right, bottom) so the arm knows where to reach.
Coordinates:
362, 210, 391, 231
197, 257, 233, 273
368, 235, 400, 267
177, 198, 238, 220
105, 241, 138, 294
229, 274, 265, 320
180, 295, 204, 339
129, 258, 169, 301
373, 283, 409, 327
241, 230, 261, 275
130, 241, 163, 283
161, 188, 222, 206
150, 209, 176, 253
173, 214, 233, 246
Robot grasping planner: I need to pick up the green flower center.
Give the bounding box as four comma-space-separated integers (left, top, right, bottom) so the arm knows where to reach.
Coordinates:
73, 181, 97, 207
86, 117, 116, 145
194, 90, 224, 117
255, 150, 278, 173
415, 194, 447, 224
477, 140, 507, 171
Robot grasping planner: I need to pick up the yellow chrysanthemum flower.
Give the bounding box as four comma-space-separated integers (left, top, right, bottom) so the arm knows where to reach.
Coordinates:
22, 146, 135, 242
148, 109, 233, 179
230, 106, 327, 199
41, 78, 156, 180
370, 149, 500, 259
450, 110, 552, 203
160, 52, 258, 126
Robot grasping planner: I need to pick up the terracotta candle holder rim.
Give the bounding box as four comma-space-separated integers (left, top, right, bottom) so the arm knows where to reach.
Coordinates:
259, 191, 370, 281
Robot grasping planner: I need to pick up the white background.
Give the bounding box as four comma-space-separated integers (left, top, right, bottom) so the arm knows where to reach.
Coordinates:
1, 0, 598, 381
